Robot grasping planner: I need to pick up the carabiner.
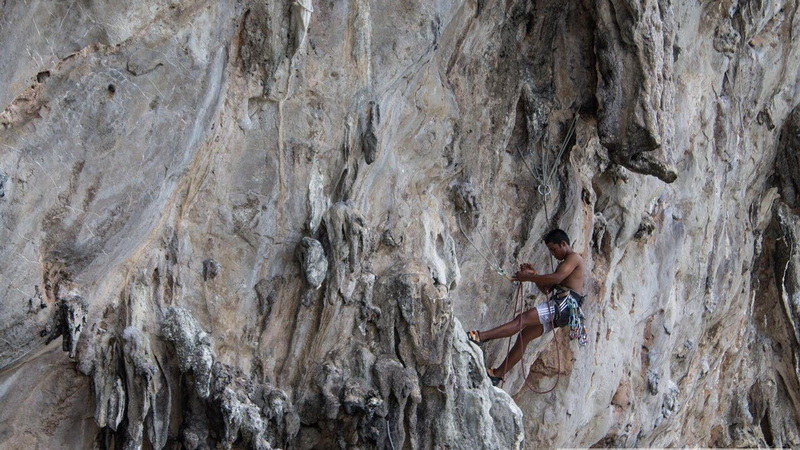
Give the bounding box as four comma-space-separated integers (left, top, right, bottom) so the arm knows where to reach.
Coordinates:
537, 184, 552, 196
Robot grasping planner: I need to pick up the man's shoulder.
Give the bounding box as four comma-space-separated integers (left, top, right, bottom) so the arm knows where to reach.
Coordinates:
566, 251, 584, 264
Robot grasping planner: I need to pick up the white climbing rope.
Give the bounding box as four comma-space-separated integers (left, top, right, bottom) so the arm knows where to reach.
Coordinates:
516, 112, 579, 271
456, 211, 510, 280
386, 418, 396, 450
516, 112, 579, 202
454, 113, 579, 279
475, 221, 505, 275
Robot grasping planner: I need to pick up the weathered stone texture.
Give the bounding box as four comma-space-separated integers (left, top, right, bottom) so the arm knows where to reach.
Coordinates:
1, 0, 800, 448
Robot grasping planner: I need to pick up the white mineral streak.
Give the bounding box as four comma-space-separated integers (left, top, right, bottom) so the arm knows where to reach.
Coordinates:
293, 0, 313, 51
0, 0, 799, 448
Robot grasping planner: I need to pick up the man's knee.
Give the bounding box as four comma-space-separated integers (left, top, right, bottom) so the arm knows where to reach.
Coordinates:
515, 309, 539, 327
526, 308, 542, 325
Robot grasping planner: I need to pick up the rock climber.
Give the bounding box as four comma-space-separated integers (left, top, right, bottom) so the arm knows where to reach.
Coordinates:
467, 228, 586, 386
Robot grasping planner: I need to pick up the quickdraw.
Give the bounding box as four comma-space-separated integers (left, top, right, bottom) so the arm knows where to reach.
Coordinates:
565, 296, 588, 346
456, 211, 512, 282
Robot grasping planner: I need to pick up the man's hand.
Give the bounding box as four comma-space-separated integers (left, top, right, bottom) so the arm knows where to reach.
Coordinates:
512, 263, 537, 282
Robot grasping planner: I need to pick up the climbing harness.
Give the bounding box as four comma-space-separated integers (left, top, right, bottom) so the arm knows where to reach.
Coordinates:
550, 287, 589, 346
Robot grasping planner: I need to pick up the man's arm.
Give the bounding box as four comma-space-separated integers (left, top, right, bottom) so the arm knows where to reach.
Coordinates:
513, 254, 579, 289
534, 281, 550, 294
516, 263, 550, 293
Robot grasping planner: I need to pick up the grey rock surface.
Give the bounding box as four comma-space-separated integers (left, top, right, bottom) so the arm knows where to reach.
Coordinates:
1, 0, 800, 448
296, 237, 328, 289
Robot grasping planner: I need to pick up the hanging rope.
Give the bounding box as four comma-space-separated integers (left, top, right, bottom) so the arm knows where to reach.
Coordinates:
454, 113, 577, 279
515, 112, 577, 192
386, 418, 396, 450
457, 211, 511, 281
515, 112, 579, 272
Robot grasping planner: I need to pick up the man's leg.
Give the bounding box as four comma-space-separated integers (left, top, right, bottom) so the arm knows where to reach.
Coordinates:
493, 323, 544, 378
479, 308, 541, 341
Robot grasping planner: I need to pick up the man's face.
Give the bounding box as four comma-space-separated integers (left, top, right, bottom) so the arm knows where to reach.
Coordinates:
546, 241, 565, 260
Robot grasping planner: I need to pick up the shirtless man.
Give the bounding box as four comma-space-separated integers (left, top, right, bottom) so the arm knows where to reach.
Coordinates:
467, 229, 586, 385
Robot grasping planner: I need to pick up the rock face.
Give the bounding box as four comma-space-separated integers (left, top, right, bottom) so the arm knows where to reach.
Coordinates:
0, 0, 799, 448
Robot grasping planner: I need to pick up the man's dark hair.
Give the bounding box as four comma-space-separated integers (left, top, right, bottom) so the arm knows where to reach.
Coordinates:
543, 229, 570, 246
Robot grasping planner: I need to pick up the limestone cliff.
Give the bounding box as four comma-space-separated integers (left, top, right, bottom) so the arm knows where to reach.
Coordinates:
0, 0, 799, 448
